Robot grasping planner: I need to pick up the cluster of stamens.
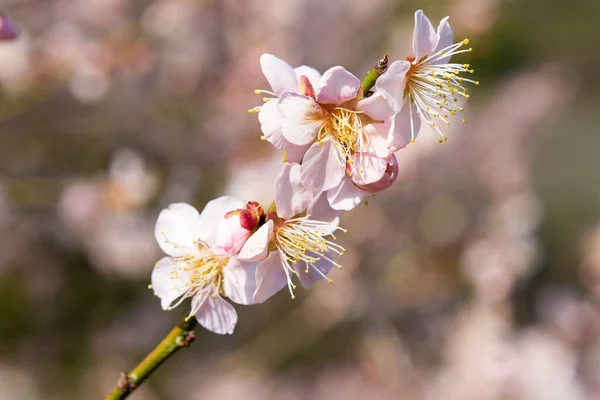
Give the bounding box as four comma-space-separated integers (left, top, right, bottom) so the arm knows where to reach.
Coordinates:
317, 107, 369, 165
406, 38, 478, 142
275, 215, 347, 299
151, 234, 227, 318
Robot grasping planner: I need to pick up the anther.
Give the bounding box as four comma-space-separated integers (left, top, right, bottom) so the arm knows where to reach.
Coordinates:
148, 284, 153, 289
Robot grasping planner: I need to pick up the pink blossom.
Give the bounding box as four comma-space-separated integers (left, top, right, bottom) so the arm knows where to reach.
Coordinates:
376, 10, 477, 143
212, 201, 264, 256
238, 163, 346, 302
151, 198, 259, 335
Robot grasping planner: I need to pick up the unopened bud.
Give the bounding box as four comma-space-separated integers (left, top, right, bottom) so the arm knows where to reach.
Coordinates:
354, 154, 399, 194
0, 13, 18, 41
212, 201, 265, 256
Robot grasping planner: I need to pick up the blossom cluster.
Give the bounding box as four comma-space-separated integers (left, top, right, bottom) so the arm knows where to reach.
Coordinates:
150, 10, 476, 334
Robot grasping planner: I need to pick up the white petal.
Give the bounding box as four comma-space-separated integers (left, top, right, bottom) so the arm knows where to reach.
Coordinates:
388, 101, 421, 151
374, 60, 411, 112
275, 163, 314, 219
254, 252, 287, 303
260, 53, 298, 96
294, 65, 321, 90
364, 122, 392, 158
195, 294, 238, 335
315, 66, 361, 105
294, 254, 334, 290
223, 258, 258, 305
258, 99, 285, 148
238, 220, 273, 262
151, 257, 190, 311
300, 139, 345, 192
278, 93, 324, 146
155, 203, 204, 257
197, 196, 246, 243
326, 176, 365, 211
433, 16, 453, 64
357, 92, 394, 121
413, 10, 438, 61
307, 191, 342, 223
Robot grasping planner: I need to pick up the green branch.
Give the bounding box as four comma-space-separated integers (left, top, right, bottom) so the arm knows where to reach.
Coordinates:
105, 317, 198, 399
360, 54, 388, 94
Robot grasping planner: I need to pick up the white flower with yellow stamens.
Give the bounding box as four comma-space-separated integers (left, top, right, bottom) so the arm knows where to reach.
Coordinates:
238, 163, 347, 302
376, 9, 478, 143
150, 198, 259, 335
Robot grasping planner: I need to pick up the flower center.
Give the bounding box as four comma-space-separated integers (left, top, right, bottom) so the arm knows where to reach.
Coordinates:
165, 243, 228, 312
274, 215, 347, 299
317, 106, 368, 162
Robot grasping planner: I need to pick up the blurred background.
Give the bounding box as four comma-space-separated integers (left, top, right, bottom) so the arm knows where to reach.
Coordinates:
0, 0, 599, 398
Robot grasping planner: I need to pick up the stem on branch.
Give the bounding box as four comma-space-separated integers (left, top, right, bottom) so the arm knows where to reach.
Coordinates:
105, 317, 198, 400
361, 54, 389, 94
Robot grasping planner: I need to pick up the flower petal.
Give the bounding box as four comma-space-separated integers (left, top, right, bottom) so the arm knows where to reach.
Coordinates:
388, 101, 421, 151
374, 60, 411, 112
151, 257, 190, 311
238, 220, 273, 262
300, 139, 345, 192
279, 93, 324, 146
294, 65, 321, 90
254, 252, 287, 303
433, 16, 453, 64
326, 176, 365, 211
197, 196, 246, 243
315, 66, 361, 105
294, 253, 334, 290
357, 92, 394, 121
258, 98, 285, 147
350, 153, 388, 186
275, 163, 314, 219
413, 10, 438, 61
223, 257, 258, 305
195, 294, 238, 335
307, 191, 342, 223
260, 53, 298, 96
155, 203, 204, 257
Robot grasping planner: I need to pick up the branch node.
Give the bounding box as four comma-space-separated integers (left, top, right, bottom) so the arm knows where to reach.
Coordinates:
376, 54, 388, 75
181, 331, 196, 348
117, 372, 135, 393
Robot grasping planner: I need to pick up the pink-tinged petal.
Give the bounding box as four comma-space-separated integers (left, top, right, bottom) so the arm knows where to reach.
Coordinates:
155, 203, 204, 257
364, 122, 392, 158
197, 196, 246, 243
258, 99, 285, 147
278, 93, 324, 146
300, 139, 345, 192
275, 163, 314, 219
260, 53, 298, 96
374, 60, 411, 112
257, 102, 311, 162
294, 253, 334, 290
315, 66, 361, 105
413, 10, 438, 61
238, 220, 273, 262
433, 16, 453, 64
326, 176, 365, 211
388, 101, 421, 151
307, 191, 342, 223
195, 294, 237, 335
254, 252, 287, 303
307, 192, 342, 235
354, 154, 399, 194
151, 257, 190, 310
294, 65, 321, 90
357, 92, 394, 121
223, 258, 258, 305
350, 153, 388, 186
282, 142, 310, 163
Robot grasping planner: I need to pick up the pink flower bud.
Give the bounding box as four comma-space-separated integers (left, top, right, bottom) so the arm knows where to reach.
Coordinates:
0, 13, 18, 41
212, 202, 265, 256
353, 154, 399, 194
